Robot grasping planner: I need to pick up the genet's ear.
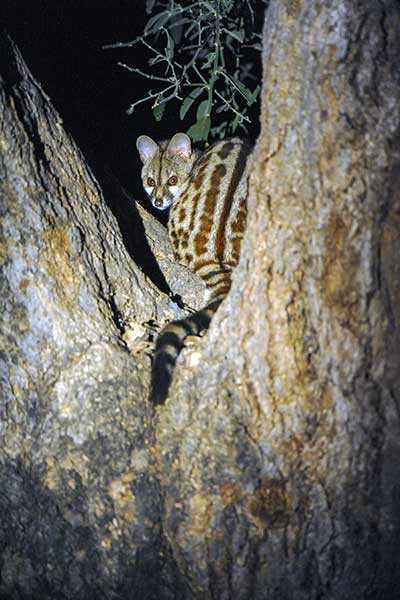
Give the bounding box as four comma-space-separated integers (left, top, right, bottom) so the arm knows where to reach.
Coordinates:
167, 133, 192, 161
136, 135, 159, 163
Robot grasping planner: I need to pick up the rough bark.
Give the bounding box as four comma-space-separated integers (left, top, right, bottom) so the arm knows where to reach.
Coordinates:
0, 34, 203, 600
1, 0, 400, 599
156, 1, 400, 598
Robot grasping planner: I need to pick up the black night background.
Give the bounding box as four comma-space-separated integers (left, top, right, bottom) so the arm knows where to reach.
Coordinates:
2, 1, 262, 213
3, 1, 154, 200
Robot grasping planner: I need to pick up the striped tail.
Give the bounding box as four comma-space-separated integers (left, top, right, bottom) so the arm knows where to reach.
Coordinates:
150, 267, 231, 405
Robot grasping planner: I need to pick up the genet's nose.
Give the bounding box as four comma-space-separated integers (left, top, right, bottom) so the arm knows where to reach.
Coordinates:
154, 198, 163, 208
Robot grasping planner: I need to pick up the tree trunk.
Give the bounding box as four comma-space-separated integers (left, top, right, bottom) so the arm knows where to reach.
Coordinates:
156, 1, 400, 598
0, 34, 202, 600
1, 1, 400, 599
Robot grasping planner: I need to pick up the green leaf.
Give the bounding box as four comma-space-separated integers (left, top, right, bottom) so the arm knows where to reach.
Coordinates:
196, 98, 211, 120
186, 120, 201, 141
235, 80, 253, 103
146, 0, 156, 14
165, 29, 175, 60
211, 121, 227, 139
226, 29, 244, 43
228, 76, 257, 105
179, 88, 204, 120
202, 2, 216, 13
184, 21, 198, 39
153, 103, 165, 122
180, 96, 194, 120
145, 10, 170, 33
201, 52, 215, 69
200, 116, 211, 142
231, 111, 241, 133
190, 87, 205, 99
171, 18, 191, 43
249, 84, 261, 105
187, 116, 211, 142
148, 54, 164, 67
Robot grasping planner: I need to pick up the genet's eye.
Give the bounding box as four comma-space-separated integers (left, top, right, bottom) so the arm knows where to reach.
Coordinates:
147, 177, 155, 187
168, 176, 178, 186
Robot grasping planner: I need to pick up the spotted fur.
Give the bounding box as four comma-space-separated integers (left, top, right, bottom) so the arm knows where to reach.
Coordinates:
136, 133, 251, 404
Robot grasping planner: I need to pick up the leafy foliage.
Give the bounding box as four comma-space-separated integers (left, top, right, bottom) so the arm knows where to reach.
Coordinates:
104, 0, 266, 142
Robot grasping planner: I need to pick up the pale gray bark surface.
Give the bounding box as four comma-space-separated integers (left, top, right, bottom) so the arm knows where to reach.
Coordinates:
1, 0, 400, 598
156, 1, 400, 598
0, 34, 202, 600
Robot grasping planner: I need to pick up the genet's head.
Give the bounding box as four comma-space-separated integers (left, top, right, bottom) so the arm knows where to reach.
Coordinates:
136, 133, 196, 211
